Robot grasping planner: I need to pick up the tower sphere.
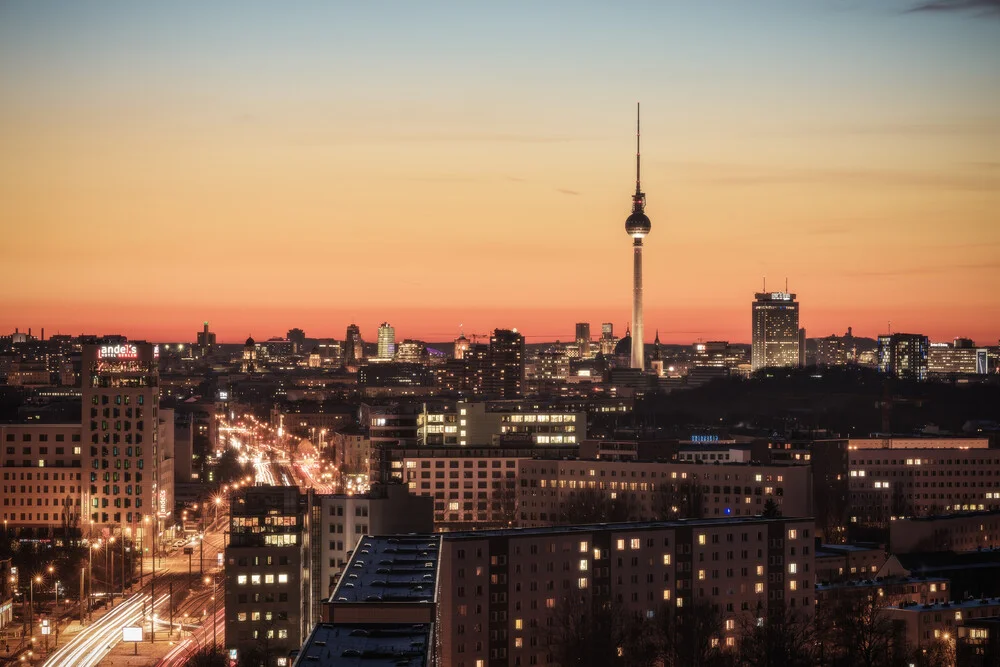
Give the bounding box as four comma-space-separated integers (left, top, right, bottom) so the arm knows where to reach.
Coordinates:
625, 210, 651, 238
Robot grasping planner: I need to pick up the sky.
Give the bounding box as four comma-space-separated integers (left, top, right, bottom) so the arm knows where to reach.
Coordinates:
1, 0, 998, 345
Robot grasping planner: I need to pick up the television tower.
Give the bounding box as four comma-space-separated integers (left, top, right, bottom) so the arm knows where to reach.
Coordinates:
625, 103, 651, 370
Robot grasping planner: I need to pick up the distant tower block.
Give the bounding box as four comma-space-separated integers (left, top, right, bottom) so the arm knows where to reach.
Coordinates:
624, 104, 652, 370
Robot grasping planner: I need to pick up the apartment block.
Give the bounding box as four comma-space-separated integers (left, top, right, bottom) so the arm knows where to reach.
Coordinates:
0, 424, 84, 532
517, 459, 813, 526
889, 510, 1000, 554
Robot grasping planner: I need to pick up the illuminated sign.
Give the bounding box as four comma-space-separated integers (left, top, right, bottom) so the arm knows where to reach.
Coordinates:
690, 435, 719, 443
122, 627, 143, 642
99, 344, 138, 359
218, 390, 229, 401
769, 293, 792, 301
153, 345, 160, 358
159, 489, 167, 516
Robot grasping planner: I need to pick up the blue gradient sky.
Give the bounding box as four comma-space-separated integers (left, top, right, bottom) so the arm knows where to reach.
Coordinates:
1, 1, 998, 343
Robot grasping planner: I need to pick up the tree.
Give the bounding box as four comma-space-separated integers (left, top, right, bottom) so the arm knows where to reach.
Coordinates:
653, 600, 732, 667
652, 480, 705, 520
548, 595, 657, 667
816, 593, 904, 667
214, 447, 250, 485
188, 645, 229, 667
738, 604, 816, 667
761, 498, 782, 518
560, 489, 639, 524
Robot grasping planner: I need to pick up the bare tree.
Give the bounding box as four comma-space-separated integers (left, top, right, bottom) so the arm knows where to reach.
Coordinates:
817, 593, 904, 667
652, 600, 732, 667
560, 489, 639, 524
548, 595, 657, 667
737, 603, 816, 667
652, 480, 705, 520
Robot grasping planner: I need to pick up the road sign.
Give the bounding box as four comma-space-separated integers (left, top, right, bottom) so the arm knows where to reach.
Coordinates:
183, 547, 194, 555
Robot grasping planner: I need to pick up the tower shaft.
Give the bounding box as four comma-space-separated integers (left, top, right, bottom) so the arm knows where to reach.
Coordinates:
632, 239, 644, 370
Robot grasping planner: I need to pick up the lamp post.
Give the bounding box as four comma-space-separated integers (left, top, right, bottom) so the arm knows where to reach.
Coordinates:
29, 574, 41, 645
108, 536, 115, 609
88, 540, 100, 623
203, 575, 219, 648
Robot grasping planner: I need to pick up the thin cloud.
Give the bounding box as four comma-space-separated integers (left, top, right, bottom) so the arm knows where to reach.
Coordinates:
844, 260, 1000, 278
673, 161, 1000, 192
555, 188, 580, 196
908, 0, 1000, 15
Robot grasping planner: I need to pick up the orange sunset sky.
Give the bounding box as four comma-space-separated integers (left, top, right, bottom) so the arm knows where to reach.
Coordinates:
1, 2, 998, 345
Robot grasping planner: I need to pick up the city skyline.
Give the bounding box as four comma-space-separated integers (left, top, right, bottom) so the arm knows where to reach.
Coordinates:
2, 2, 998, 344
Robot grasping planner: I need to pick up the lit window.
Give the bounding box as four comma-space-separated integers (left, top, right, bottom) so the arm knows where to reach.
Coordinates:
790, 580, 798, 591
756, 565, 764, 576
788, 529, 797, 540
579, 541, 588, 553
546, 598, 555, 609
252, 611, 260, 621
237, 575, 247, 585
698, 569, 706, 581
698, 534, 706, 546
515, 637, 523, 648
789, 563, 797, 574
616, 539, 625, 551
251, 575, 261, 585
278, 573, 288, 584
663, 554, 671, 565
578, 577, 588, 589
630, 538, 640, 550
237, 612, 247, 622
725, 619, 735, 631
755, 583, 764, 594
676, 597, 684, 608
663, 589, 671, 600
579, 559, 588, 572
265, 574, 275, 584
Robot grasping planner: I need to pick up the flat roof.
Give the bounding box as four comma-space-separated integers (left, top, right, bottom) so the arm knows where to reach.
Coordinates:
817, 576, 948, 590
293, 623, 430, 667
890, 597, 1000, 613
443, 515, 813, 541
331, 536, 440, 604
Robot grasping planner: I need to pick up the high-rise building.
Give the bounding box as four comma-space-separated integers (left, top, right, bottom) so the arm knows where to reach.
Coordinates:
196, 321, 216, 350
286, 327, 306, 353
225, 485, 306, 664
624, 106, 651, 371
575, 322, 591, 359
486, 329, 524, 399
344, 324, 363, 367
376, 322, 395, 360
878, 333, 929, 381
599, 322, 616, 356
751, 291, 800, 371
82, 342, 170, 528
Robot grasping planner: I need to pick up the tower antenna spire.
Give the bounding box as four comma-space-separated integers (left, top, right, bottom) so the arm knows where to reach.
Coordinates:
636, 102, 641, 195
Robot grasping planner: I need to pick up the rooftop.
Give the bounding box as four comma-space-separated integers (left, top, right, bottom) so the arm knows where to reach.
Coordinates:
444, 515, 812, 541
890, 597, 1000, 613
293, 623, 430, 667
331, 536, 440, 604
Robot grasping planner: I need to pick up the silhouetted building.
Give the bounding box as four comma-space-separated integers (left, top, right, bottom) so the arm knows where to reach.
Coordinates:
878, 333, 929, 381
575, 322, 591, 359
486, 329, 524, 399
286, 328, 306, 353
344, 324, 363, 367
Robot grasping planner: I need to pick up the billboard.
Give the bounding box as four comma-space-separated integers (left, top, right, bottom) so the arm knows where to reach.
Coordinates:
123, 627, 143, 642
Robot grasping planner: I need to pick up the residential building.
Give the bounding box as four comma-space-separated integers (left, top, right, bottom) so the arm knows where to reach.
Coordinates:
877, 333, 930, 381
889, 510, 1000, 554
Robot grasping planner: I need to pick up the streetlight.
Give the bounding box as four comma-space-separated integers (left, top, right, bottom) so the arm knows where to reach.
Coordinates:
214, 496, 222, 524
29, 574, 41, 643
203, 575, 219, 647
88, 540, 100, 623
